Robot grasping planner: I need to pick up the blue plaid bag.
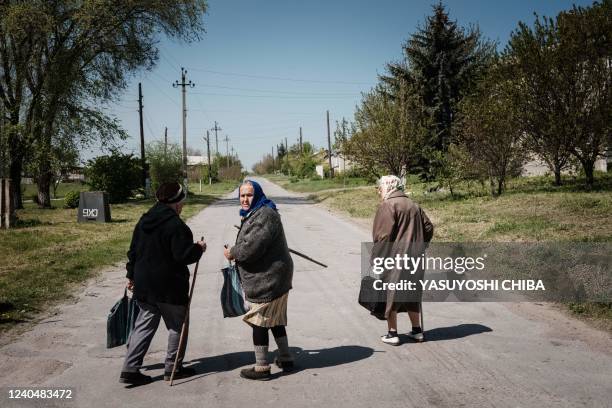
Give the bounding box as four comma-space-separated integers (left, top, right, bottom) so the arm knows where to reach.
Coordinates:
220, 263, 250, 317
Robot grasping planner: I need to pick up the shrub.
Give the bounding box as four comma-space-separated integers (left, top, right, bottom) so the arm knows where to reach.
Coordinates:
85, 151, 142, 203
146, 141, 183, 192
64, 191, 80, 208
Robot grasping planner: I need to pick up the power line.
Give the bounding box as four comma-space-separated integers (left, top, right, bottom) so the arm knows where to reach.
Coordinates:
185, 66, 372, 85
191, 92, 359, 99
146, 73, 181, 108
193, 84, 360, 96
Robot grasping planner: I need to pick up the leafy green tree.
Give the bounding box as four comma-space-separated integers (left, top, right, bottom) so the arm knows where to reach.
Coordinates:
556, 0, 611, 188
252, 154, 275, 175
346, 82, 428, 179
146, 141, 183, 193
0, 0, 208, 208
506, 12, 576, 186
382, 3, 494, 179
507, 0, 611, 188
85, 152, 142, 203
455, 62, 526, 196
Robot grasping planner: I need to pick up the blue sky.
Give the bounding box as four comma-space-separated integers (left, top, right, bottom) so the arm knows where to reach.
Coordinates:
100, 0, 594, 171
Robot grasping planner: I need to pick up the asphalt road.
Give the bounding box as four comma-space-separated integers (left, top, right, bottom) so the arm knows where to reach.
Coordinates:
1, 177, 610, 408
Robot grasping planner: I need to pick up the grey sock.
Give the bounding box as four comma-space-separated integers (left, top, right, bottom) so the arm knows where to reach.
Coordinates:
254, 345, 269, 368
274, 336, 293, 361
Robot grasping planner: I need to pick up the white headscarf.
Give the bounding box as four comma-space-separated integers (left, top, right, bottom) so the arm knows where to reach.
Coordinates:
377, 175, 404, 200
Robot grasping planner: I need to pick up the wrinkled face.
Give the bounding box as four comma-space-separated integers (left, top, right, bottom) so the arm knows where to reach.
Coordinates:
239, 184, 255, 211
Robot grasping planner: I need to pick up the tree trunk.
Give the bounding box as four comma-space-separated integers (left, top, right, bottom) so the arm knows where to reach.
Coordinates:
37, 171, 52, 208
553, 164, 562, 186
582, 160, 595, 189
497, 178, 504, 196
9, 156, 24, 209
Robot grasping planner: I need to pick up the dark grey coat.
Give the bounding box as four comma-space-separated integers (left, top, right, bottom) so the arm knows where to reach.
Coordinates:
230, 206, 293, 303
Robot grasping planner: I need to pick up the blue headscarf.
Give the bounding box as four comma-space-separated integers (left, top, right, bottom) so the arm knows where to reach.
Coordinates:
238, 180, 277, 217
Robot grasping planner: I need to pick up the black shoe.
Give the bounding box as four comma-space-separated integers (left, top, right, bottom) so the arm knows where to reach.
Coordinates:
119, 371, 152, 385
164, 366, 197, 381
274, 357, 295, 372
240, 367, 271, 381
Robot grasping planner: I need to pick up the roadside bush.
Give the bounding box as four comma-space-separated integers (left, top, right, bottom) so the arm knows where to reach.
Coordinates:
147, 142, 183, 192
64, 191, 80, 208
85, 151, 141, 203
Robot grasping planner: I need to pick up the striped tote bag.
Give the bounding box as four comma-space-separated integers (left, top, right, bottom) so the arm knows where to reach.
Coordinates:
220, 263, 250, 317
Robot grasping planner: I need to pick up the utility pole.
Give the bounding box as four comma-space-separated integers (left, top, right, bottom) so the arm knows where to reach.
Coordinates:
164, 127, 168, 156
211, 121, 222, 155
327, 110, 334, 178
230, 146, 235, 166
205, 130, 212, 185
271, 146, 275, 172
173, 67, 194, 189
138, 83, 148, 193
299, 126, 303, 155
223, 135, 230, 168
285, 137, 289, 175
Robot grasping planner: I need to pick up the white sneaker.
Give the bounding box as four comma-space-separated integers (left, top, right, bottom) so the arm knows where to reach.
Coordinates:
381, 333, 400, 345
407, 330, 424, 342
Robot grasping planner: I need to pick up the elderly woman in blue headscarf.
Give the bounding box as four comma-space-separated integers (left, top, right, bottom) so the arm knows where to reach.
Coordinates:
224, 179, 294, 380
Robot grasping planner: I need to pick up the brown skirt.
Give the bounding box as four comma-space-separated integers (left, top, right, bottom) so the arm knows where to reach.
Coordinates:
242, 293, 288, 327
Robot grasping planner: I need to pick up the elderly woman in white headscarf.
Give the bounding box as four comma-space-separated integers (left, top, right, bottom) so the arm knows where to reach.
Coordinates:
372, 175, 434, 346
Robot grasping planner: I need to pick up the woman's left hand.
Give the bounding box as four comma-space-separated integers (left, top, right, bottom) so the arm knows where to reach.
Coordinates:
224, 246, 234, 261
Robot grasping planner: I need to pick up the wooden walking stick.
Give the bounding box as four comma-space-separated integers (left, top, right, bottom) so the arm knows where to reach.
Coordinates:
420, 301, 425, 335
233, 225, 327, 268
169, 236, 204, 386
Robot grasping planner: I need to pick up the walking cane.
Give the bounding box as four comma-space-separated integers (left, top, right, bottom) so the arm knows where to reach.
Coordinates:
233, 225, 327, 268
420, 301, 425, 336
169, 236, 204, 386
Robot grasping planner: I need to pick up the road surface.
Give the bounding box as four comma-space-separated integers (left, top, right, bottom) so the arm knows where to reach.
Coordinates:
1, 177, 610, 407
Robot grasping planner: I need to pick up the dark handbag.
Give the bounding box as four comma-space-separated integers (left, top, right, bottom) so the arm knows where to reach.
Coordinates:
358, 276, 387, 320
220, 263, 250, 317
106, 289, 140, 348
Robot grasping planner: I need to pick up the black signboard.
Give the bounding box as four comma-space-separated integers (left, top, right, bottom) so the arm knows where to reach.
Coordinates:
78, 191, 111, 223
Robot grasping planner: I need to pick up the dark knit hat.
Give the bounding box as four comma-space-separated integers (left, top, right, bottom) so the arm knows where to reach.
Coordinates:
156, 182, 186, 204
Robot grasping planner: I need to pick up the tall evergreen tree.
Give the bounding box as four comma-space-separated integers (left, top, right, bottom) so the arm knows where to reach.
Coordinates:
382, 3, 494, 179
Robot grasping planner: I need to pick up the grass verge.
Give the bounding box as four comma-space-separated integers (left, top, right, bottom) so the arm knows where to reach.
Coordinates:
263, 173, 371, 193
0, 180, 237, 334
270, 173, 612, 330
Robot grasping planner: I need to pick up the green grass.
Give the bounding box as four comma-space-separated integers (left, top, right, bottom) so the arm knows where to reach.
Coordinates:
21, 181, 89, 200
0, 181, 237, 332
300, 173, 612, 330
263, 173, 371, 193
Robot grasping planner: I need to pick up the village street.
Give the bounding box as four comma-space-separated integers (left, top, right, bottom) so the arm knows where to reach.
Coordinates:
1, 177, 610, 408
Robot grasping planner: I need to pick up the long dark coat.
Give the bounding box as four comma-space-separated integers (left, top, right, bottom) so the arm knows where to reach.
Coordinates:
372, 190, 434, 316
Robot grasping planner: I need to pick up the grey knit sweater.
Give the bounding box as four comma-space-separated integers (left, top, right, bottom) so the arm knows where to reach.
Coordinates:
230, 206, 293, 303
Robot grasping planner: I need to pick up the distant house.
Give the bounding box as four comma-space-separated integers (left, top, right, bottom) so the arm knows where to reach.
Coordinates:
522, 151, 609, 177
314, 150, 354, 178
187, 155, 209, 166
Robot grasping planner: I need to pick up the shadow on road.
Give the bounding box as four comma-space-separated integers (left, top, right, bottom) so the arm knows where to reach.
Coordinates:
141, 345, 375, 384
407, 323, 492, 342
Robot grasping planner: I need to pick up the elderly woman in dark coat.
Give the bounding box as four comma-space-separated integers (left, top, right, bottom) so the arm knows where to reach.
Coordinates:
224, 180, 294, 380
373, 175, 433, 346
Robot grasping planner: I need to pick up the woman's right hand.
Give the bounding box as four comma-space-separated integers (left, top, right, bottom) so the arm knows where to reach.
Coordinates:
197, 240, 207, 252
